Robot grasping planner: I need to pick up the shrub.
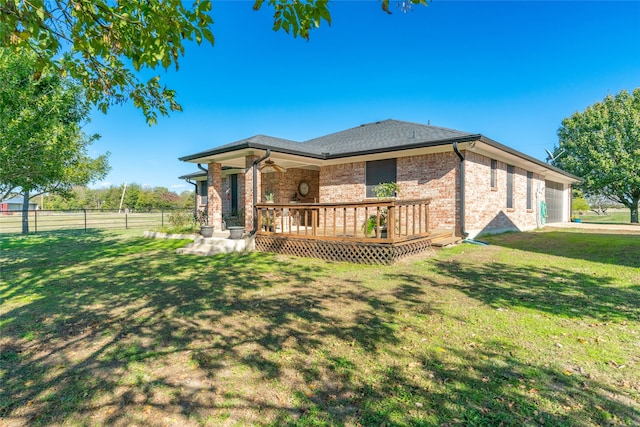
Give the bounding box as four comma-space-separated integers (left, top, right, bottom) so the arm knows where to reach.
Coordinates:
165, 210, 197, 233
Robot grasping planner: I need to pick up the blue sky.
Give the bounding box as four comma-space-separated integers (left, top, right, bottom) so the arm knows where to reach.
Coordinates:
85, 0, 640, 192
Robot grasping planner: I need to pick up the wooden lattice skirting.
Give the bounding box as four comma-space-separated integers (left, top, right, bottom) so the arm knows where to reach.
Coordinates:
255, 236, 434, 265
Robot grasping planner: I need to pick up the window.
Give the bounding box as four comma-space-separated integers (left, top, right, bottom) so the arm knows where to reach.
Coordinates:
366, 159, 397, 198
490, 159, 497, 188
199, 180, 208, 204
506, 165, 514, 209
526, 171, 533, 210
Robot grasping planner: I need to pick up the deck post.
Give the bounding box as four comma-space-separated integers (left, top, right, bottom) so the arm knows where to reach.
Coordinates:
312, 209, 317, 236
388, 204, 396, 239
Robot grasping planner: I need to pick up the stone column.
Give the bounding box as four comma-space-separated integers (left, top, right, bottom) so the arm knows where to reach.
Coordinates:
244, 155, 260, 231
208, 162, 223, 230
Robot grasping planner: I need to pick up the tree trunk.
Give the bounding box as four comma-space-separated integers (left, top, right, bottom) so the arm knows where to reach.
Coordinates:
21, 191, 30, 234
631, 198, 639, 224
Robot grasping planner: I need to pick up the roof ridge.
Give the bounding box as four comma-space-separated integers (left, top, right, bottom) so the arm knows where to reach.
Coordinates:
251, 134, 301, 143
384, 118, 473, 134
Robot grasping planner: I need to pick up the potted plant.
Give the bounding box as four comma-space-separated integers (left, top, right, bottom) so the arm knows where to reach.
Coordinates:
264, 191, 275, 203
372, 182, 400, 199
196, 209, 213, 237
224, 209, 245, 239
363, 182, 400, 238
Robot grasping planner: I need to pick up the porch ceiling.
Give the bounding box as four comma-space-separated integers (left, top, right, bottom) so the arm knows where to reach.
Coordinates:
189, 148, 322, 171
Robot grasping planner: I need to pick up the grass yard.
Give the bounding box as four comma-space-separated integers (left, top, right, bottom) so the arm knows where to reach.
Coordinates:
576, 208, 636, 225
1, 229, 639, 426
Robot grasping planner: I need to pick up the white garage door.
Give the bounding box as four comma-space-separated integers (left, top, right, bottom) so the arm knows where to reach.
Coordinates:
545, 180, 564, 223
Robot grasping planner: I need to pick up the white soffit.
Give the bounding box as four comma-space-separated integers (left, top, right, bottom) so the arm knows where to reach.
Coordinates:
471, 142, 577, 185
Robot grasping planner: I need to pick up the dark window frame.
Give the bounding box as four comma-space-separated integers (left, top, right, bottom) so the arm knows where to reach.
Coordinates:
506, 165, 514, 209
526, 171, 533, 210
199, 180, 208, 198
490, 159, 497, 188
365, 158, 397, 198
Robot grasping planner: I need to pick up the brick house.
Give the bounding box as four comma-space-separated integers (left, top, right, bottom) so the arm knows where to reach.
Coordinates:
179, 119, 579, 263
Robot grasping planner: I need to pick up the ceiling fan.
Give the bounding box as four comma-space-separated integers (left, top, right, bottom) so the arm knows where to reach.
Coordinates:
259, 159, 286, 173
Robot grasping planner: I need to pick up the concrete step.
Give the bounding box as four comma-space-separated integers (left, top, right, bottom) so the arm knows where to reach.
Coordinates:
176, 236, 253, 256
430, 235, 462, 248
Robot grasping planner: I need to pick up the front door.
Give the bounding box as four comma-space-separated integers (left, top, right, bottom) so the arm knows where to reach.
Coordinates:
231, 174, 238, 213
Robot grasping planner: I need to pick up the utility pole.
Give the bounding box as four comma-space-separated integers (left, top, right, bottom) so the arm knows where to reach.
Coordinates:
118, 182, 127, 214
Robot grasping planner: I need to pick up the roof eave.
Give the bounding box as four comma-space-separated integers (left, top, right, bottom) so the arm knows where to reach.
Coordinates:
478, 135, 581, 182
179, 141, 326, 163
323, 134, 482, 159
179, 142, 252, 162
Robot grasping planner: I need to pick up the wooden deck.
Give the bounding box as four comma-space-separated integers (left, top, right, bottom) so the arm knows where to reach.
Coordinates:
254, 199, 458, 264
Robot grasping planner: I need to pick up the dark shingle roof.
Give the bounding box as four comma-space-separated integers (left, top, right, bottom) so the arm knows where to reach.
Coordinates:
177, 119, 579, 181
179, 135, 306, 162
303, 119, 477, 157
179, 119, 480, 162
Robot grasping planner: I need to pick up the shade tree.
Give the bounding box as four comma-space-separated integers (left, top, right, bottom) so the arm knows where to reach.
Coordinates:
554, 88, 640, 223
0, 49, 110, 233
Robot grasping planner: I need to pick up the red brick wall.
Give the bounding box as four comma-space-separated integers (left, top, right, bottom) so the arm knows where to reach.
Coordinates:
319, 154, 459, 232
317, 150, 546, 237
319, 162, 366, 202
196, 183, 207, 211
207, 150, 550, 237
207, 163, 223, 230
260, 168, 320, 204
397, 152, 459, 231
464, 151, 543, 236
319, 162, 367, 229
243, 156, 260, 230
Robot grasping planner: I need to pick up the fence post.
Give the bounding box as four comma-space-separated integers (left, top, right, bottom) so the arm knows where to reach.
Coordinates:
34, 209, 38, 234
84, 209, 87, 232
162, 209, 164, 228
126, 211, 128, 229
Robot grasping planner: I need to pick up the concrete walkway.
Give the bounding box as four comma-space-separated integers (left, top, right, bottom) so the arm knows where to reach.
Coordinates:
545, 222, 640, 233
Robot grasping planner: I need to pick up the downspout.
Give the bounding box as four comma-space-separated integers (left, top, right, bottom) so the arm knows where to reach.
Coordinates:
185, 179, 197, 219
250, 149, 272, 235
453, 142, 489, 246
452, 141, 468, 238
197, 163, 208, 216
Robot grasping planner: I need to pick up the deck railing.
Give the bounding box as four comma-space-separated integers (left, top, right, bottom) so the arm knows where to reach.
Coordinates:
256, 199, 430, 243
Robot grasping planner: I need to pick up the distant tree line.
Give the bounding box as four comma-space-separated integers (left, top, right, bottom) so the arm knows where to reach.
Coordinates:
41, 184, 194, 211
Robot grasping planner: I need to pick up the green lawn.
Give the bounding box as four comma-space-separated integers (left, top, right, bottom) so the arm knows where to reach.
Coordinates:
1, 229, 639, 426
576, 208, 636, 225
